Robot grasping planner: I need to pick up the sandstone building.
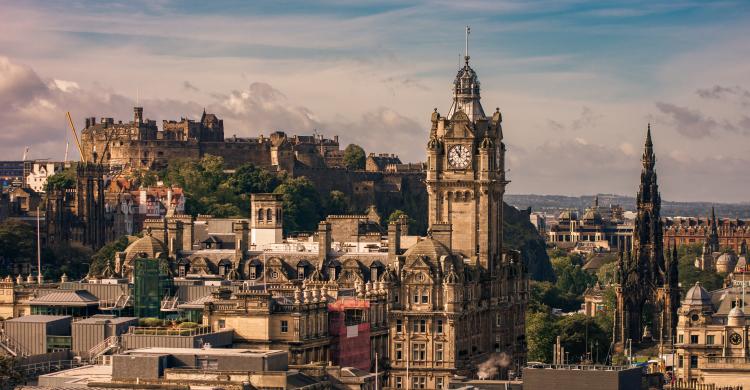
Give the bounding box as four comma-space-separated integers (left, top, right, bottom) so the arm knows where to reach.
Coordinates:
674, 282, 750, 388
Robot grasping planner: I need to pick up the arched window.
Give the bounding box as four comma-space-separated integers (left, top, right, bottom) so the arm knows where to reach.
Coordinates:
266, 209, 273, 222
257, 209, 264, 222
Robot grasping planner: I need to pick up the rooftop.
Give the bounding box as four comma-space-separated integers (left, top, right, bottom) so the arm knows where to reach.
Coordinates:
125, 347, 286, 357
6, 314, 72, 323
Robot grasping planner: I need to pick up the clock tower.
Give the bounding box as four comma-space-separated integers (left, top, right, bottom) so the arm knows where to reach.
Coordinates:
426, 38, 507, 271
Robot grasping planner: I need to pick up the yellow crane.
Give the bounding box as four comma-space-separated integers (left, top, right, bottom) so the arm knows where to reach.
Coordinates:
66, 112, 86, 164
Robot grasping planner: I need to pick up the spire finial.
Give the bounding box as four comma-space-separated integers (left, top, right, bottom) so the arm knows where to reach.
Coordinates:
465, 25, 471, 64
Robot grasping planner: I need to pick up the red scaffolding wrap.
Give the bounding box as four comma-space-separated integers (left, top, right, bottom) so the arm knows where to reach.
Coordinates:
328, 297, 371, 371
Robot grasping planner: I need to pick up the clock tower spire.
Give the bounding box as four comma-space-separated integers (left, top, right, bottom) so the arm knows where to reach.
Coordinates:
426, 29, 506, 271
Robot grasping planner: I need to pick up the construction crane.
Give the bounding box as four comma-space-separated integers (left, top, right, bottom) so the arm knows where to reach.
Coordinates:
66, 112, 86, 164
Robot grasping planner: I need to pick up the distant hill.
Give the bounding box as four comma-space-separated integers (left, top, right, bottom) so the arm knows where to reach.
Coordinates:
506, 193, 750, 219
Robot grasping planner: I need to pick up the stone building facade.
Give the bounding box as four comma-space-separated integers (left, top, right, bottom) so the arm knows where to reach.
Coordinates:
674, 283, 750, 388
664, 213, 750, 254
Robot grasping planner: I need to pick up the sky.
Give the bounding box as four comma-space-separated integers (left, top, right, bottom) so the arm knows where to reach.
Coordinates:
1, 0, 749, 203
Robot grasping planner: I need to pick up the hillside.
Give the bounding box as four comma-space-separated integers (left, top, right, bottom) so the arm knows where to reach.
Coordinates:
503, 202, 555, 281
506, 193, 750, 218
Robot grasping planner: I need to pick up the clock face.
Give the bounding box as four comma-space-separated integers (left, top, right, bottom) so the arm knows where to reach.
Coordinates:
730, 332, 743, 345
448, 145, 471, 169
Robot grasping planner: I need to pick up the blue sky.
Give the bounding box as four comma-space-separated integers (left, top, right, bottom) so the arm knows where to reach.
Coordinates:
1, 0, 749, 202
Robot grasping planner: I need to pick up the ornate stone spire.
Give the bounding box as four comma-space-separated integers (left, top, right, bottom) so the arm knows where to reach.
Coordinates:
446, 26, 485, 122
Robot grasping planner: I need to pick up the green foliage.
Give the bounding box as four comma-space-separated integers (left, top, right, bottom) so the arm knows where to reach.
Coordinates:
42, 244, 91, 281
385, 209, 416, 234
325, 190, 351, 216
551, 256, 597, 296
343, 144, 366, 170
130, 168, 158, 188
0, 356, 25, 388
529, 280, 582, 313
89, 235, 130, 277
0, 220, 34, 267
229, 163, 282, 195
139, 317, 165, 327
178, 321, 199, 328
44, 166, 76, 192
677, 243, 724, 291
274, 177, 322, 233
556, 314, 610, 363
596, 261, 618, 285
526, 311, 557, 362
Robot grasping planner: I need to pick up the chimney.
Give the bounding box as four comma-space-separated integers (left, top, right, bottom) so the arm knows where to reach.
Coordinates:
317, 221, 331, 266
388, 221, 401, 265
430, 223, 452, 250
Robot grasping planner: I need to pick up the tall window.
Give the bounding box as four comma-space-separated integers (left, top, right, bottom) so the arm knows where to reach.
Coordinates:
436, 377, 444, 389
706, 335, 715, 345
395, 343, 402, 360
257, 209, 264, 222
413, 293, 420, 303
395, 377, 403, 389
436, 319, 443, 334
396, 319, 402, 333
435, 343, 444, 362
266, 208, 272, 221
421, 293, 429, 304
412, 343, 426, 361
678, 334, 684, 343
412, 319, 427, 333
413, 376, 426, 389
281, 320, 288, 333
690, 355, 698, 368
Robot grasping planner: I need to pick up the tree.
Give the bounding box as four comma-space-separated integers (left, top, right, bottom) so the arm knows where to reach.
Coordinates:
556, 314, 610, 364
343, 144, 366, 170
0, 220, 34, 275
385, 210, 415, 234
677, 244, 724, 291
89, 235, 130, 277
229, 163, 281, 194
0, 356, 25, 389
45, 166, 76, 192
273, 177, 322, 233
526, 311, 558, 363
324, 190, 351, 216
552, 256, 596, 296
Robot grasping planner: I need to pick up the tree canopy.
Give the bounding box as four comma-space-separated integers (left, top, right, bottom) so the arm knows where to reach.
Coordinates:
45, 166, 76, 192
343, 144, 366, 170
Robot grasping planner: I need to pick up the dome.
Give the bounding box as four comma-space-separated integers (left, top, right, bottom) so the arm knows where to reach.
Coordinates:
716, 253, 737, 273
728, 305, 746, 326
582, 208, 603, 224
683, 282, 712, 307
558, 210, 577, 221
125, 232, 167, 260
403, 237, 451, 261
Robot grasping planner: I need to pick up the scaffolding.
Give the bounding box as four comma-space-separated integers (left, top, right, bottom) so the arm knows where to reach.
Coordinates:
328, 297, 371, 371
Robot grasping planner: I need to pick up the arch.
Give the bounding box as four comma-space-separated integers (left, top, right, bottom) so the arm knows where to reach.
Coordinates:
266, 208, 273, 222
257, 208, 264, 222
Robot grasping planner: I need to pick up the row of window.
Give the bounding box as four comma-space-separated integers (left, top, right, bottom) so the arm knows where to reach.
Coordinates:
257, 208, 280, 222
394, 376, 444, 389
678, 334, 716, 345
396, 319, 444, 334
393, 342, 445, 362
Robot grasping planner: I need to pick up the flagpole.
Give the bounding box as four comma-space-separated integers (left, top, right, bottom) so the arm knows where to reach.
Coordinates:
37, 206, 42, 284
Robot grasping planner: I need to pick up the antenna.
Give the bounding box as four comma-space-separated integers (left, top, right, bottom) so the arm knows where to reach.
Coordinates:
136, 87, 140, 106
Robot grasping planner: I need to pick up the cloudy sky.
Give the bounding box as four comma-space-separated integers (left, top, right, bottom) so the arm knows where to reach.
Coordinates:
1, 1, 749, 202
